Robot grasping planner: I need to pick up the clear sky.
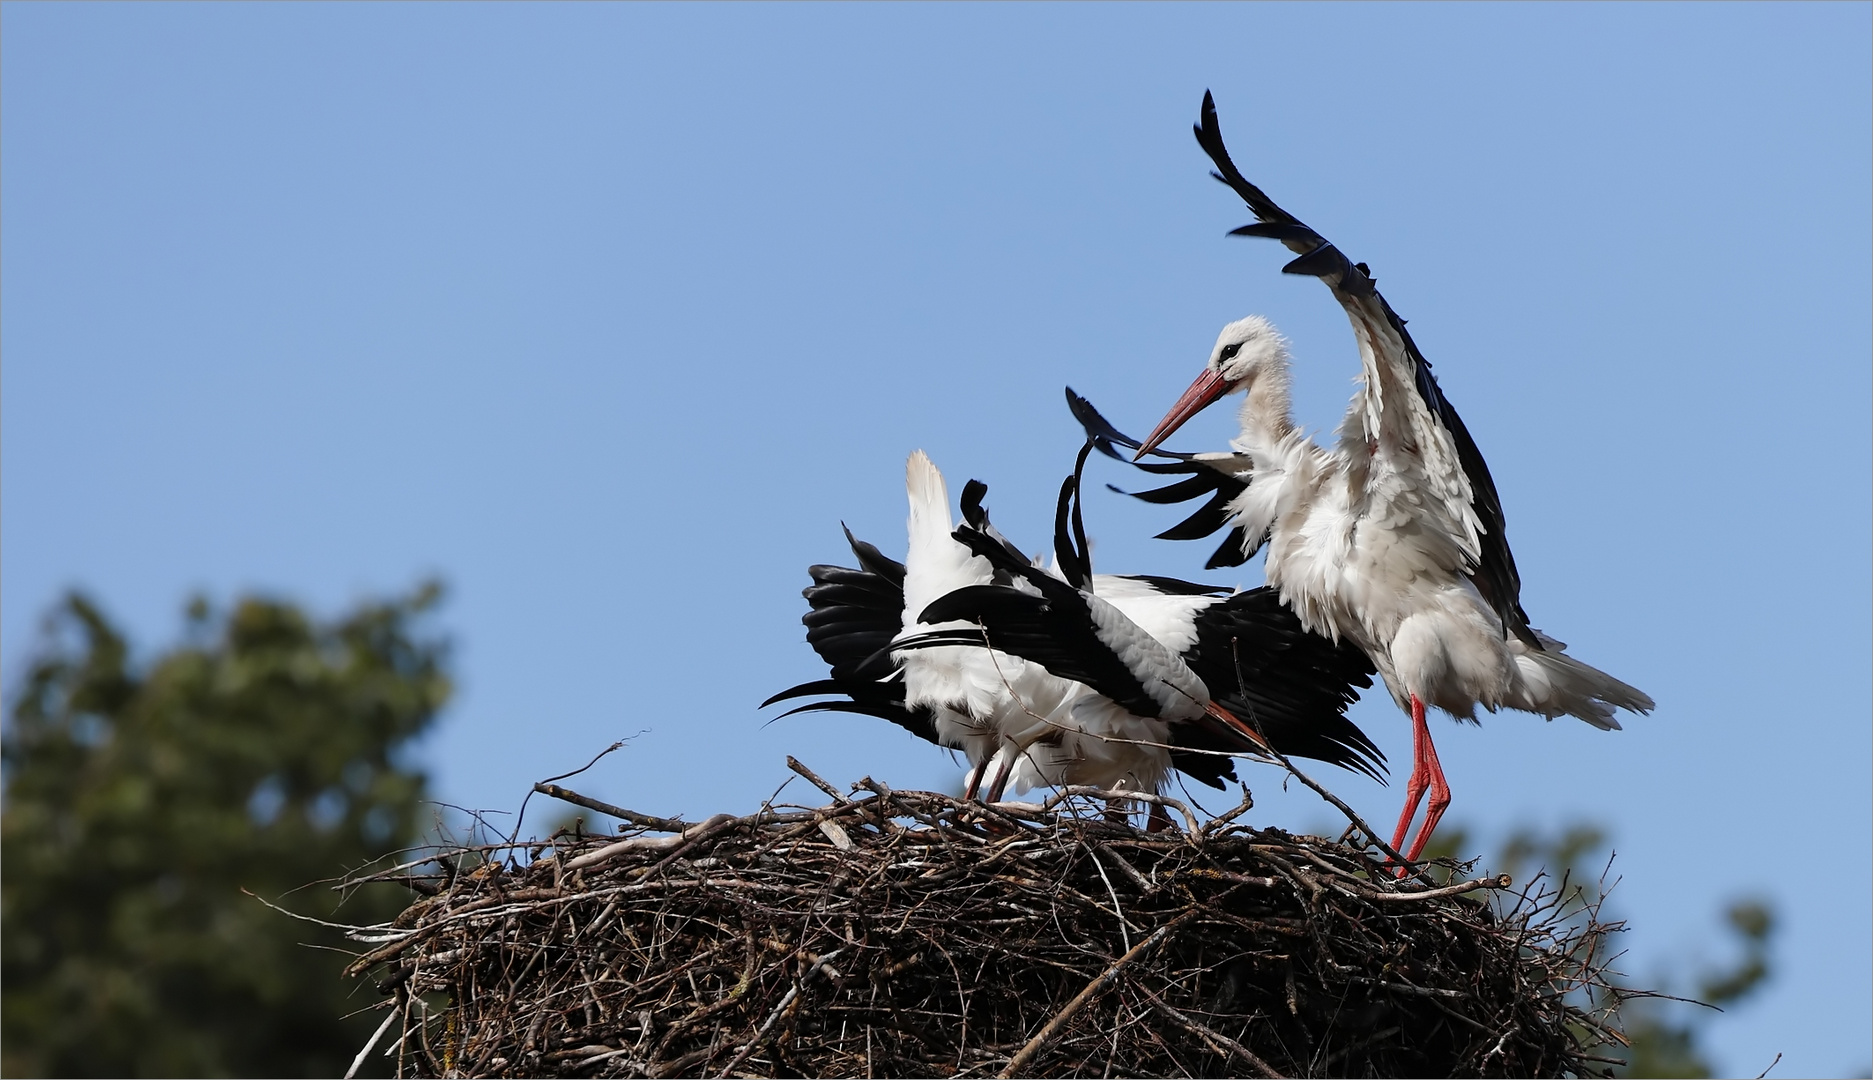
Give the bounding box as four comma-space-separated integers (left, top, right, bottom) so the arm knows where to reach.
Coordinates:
4, 4, 1868, 1075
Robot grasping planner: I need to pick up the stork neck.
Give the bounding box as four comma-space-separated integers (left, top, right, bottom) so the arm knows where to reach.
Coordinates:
1235, 364, 1296, 455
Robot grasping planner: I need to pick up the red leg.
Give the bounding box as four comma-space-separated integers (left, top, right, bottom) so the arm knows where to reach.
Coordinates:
1388, 696, 1453, 876
1388, 694, 1433, 855
1145, 803, 1173, 834
983, 751, 1016, 804
962, 761, 985, 802
1402, 718, 1451, 865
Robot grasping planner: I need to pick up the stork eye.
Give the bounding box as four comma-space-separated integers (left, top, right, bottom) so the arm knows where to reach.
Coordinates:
1219, 342, 1243, 362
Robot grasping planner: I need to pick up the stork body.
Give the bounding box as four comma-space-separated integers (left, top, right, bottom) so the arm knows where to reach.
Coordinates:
898, 445, 1384, 789
1121, 94, 1653, 865
768, 449, 1383, 811
768, 452, 1223, 807
895, 449, 1175, 801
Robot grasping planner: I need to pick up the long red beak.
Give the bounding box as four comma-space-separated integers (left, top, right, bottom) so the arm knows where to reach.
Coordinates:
1136, 368, 1231, 459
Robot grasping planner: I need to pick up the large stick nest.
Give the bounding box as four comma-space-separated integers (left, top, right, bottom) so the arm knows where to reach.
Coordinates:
340, 775, 1625, 1078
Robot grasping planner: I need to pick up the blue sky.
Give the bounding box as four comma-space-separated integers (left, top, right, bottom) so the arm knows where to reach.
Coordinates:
4, 4, 1867, 1075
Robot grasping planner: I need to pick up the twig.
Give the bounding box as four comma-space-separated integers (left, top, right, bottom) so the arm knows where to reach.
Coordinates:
564, 813, 737, 872
534, 783, 690, 833
715, 947, 847, 1077
786, 756, 848, 803
1086, 846, 1134, 953
997, 914, 1193, 1078
1034, 786, 1201, 835
507, 739, 633, 850
343, 1007, 400, 1080
1359, 873, 1512, 902
1198, 783, 1256, 837
1137, 985, 1283, 1079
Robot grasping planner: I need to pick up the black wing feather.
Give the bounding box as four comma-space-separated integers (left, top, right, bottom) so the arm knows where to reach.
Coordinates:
1121, 474, 1222, 505
914, 580, 1163, 719
1206, 526, 1254, 570
916, 464, 1382, 784
1183, 588, 1386, 781
1195, 90, 1536, 648
1153, 487, 1241, 542
1067, 387, 1265, 565
764, 533, 940, 744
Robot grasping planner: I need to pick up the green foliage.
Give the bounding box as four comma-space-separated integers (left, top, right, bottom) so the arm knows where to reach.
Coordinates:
2, 585, 451, 1078
1422, 824, 1776, 1079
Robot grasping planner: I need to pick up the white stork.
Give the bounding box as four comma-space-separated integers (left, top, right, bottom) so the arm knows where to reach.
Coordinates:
766, 448, 1384, 815
897, 443, 1385, 794
1111, 92, 1653, 867
766, 451, 1191, 807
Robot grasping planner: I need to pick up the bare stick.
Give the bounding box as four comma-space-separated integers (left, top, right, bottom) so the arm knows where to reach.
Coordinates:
533, 783, 689, 833
1228, 638, 1428, 881
1357, 874, 1512, 903
716, 947, 847, 1077
1198, 783, 1256, 838
1137, 985, 1283, 1079
997, 914, 1192, 1078
786, 756, 847, 803
343, 1007, 400, 1080
1032, 786, 1200, 835
506, 739, 633, 850
564, 813, 736, 872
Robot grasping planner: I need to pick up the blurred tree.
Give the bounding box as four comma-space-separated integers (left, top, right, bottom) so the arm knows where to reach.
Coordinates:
1422, 824, 1776, 1079
2, 584, 450, 1078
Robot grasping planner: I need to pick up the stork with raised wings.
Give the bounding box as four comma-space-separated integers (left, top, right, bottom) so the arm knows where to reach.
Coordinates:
1109, 93, 1652, 868
765, 449, 1384, 814
766, 451, 1214, 807
897, 444, 1384, 794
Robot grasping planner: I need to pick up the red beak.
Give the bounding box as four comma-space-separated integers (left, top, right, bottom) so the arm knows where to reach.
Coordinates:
1202, 700, 1271, 753
1136, 368, 1231, 459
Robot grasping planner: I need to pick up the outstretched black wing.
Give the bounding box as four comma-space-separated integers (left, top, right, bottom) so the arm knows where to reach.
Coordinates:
1194, 91, 1537, 649
761, 527, 940, 744
907, 457, 1381, 787
1066, 387, 1260, 569
1184, 589, 1384, 781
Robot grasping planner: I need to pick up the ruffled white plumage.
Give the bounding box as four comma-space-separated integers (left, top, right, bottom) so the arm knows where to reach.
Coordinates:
893, 451, 1181, 798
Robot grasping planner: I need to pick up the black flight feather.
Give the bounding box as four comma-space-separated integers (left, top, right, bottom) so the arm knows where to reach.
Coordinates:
1067, 388, 1265, 565
1121, 474, 1221, 506
910, 459, 1381, 784
1194, 89, 1537, 648
763, 531, 940, 744
959, 478, 1029, 569
1206, 526, 1255, 570
1183, 591, 1385, 781
1052, 441, 1097, 591
1153, 487, 1240, 542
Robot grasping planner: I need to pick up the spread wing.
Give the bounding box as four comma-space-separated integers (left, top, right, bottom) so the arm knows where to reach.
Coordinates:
1194, 91, 1537, 649
762, 528, 942, 743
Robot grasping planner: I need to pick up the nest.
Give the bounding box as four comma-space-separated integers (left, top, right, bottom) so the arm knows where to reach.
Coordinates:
339, 766, 1625, 1078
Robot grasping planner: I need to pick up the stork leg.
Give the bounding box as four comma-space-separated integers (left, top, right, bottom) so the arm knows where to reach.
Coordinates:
982, 748, 1019, 805
1145, 802, 1173, 834
1387, 695, 1452, 876
962, 760, 986, 802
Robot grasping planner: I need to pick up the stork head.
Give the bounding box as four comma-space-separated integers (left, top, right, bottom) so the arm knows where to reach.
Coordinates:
1136, 316, 1288, 458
